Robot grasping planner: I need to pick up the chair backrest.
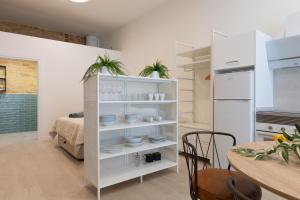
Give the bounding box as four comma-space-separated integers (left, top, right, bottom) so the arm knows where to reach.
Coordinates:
182, 131, 236, 200
227, 177, 253, 200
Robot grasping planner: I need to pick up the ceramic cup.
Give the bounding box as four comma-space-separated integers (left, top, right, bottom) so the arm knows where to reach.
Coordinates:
159, 93, 165, 101
144, 116, 154, 122
148, 93, 154, 101
154, 93, 160, 101
154, 116, 163, 121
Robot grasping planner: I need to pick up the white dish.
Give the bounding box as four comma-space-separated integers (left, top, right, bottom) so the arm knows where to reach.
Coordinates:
100, 115, 116, 120
144, 116, 154, 122
126, 136, 143, 143
149, 139, 166, 143
126, 119, 137, 123
149, 135, 167, 141
101, 121, 116, 126
126, 142, 144, 147
101, 145, 123, 153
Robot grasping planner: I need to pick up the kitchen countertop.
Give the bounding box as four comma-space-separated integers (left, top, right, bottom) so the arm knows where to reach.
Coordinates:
256, 110, 300, 125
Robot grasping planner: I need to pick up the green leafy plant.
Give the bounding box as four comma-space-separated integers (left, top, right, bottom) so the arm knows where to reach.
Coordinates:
233, 124, 300, 163
139, 60, 170, 78
82, 54, 126, 82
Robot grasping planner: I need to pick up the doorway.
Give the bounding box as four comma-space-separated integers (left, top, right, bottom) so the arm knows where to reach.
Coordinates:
0, 58, 38, 135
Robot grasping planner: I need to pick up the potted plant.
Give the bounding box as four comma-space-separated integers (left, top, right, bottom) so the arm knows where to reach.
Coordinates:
82, 54, 126, 82
139, 60, 170, 79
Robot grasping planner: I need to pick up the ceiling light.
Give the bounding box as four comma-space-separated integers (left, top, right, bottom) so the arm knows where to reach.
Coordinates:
70, 0, 89, 3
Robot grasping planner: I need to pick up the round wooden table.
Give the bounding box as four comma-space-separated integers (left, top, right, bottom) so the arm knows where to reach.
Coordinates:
227, 141, 300, 200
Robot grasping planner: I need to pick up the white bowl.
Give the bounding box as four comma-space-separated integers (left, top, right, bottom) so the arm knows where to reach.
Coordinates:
144, 116, 154, 122
126, 136, 143, 143
101, 121, 116, 126
126, 141, 144, 147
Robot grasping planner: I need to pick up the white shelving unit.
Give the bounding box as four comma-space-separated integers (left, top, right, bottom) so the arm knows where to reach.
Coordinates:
84, 74, 178, 200
174, 31, 228, 159
175, 42, 212, 154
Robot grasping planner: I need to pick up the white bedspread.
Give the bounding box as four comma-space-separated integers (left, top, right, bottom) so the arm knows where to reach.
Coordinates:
50, 117, 84, 146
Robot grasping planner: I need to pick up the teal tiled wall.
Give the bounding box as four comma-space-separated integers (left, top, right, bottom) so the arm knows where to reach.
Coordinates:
0, 94, 37, 134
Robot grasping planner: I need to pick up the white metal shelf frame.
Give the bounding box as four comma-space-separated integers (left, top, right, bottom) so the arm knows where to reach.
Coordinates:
84, 74, 178, 200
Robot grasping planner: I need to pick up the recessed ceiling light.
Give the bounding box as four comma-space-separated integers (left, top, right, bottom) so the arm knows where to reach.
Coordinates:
70, 0, 89, 3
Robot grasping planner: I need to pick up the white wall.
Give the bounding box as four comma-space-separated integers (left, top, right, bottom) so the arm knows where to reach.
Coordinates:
102, 0, 300, 123
103, 0, 300, 74
285, 11, 300, 36
0, 31, 121, 140
274, 67, 300, 112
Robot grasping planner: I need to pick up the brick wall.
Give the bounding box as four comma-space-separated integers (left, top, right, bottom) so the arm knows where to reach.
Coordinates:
0, 58, 37, 94
0, 21, 86, 45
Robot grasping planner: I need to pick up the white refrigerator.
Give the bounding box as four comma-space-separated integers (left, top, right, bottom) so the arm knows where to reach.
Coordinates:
213, 70, 255, 168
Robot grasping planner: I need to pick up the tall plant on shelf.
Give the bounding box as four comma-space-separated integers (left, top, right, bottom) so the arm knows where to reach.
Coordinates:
139, 60, 170, 79
234, 124, 300, 163
82, 54, 126, 82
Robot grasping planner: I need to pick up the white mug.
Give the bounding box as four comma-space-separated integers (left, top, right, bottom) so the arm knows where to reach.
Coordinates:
159, 93, 165, 101
148, 93, 154, 101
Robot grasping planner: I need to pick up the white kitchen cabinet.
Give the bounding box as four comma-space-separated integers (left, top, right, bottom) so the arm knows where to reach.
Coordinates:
212, 31, 256, 70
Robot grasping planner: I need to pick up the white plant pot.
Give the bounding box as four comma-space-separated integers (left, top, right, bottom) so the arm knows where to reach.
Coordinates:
101, 66, 110, 74
150, 71, 160, 79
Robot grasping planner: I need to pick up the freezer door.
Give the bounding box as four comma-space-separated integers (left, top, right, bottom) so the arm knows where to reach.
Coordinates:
213, 100, 254, 168
214, 71, 254, 100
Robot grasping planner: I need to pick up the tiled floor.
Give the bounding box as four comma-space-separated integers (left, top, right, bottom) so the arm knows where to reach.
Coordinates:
0, 132, 285, 200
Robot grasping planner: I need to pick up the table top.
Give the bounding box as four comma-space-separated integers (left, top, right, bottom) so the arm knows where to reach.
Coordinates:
227, 141, 300, 200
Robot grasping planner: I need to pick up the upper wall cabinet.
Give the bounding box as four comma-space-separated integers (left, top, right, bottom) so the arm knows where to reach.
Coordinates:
266, 34, 300, 69
212, 32, 256, 70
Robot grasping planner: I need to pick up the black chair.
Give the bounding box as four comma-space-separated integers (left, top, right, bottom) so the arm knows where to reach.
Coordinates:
182, 131, 262, 200
227, 177, 261, 200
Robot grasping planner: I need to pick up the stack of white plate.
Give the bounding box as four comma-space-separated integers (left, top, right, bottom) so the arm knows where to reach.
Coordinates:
125, 114, 138, 123
148, 135, 167, 143
101, 144, 123, 154
100, 115, 116, 126
125, 136, 144, 147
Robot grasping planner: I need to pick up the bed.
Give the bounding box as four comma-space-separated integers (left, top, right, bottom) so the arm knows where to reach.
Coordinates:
50, 117, 84, 159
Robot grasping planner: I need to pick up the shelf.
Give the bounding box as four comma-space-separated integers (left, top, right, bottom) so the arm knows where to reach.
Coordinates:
100, 140, 177, 160
179, 122, 210, 130
99, 74, 176, 83
100, 159, 177, 188
100, 120, 177, 132
99, 100, 177, 104
84, 73, 178, 194
176, 59, 210, 70
177, 46, 211, 58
